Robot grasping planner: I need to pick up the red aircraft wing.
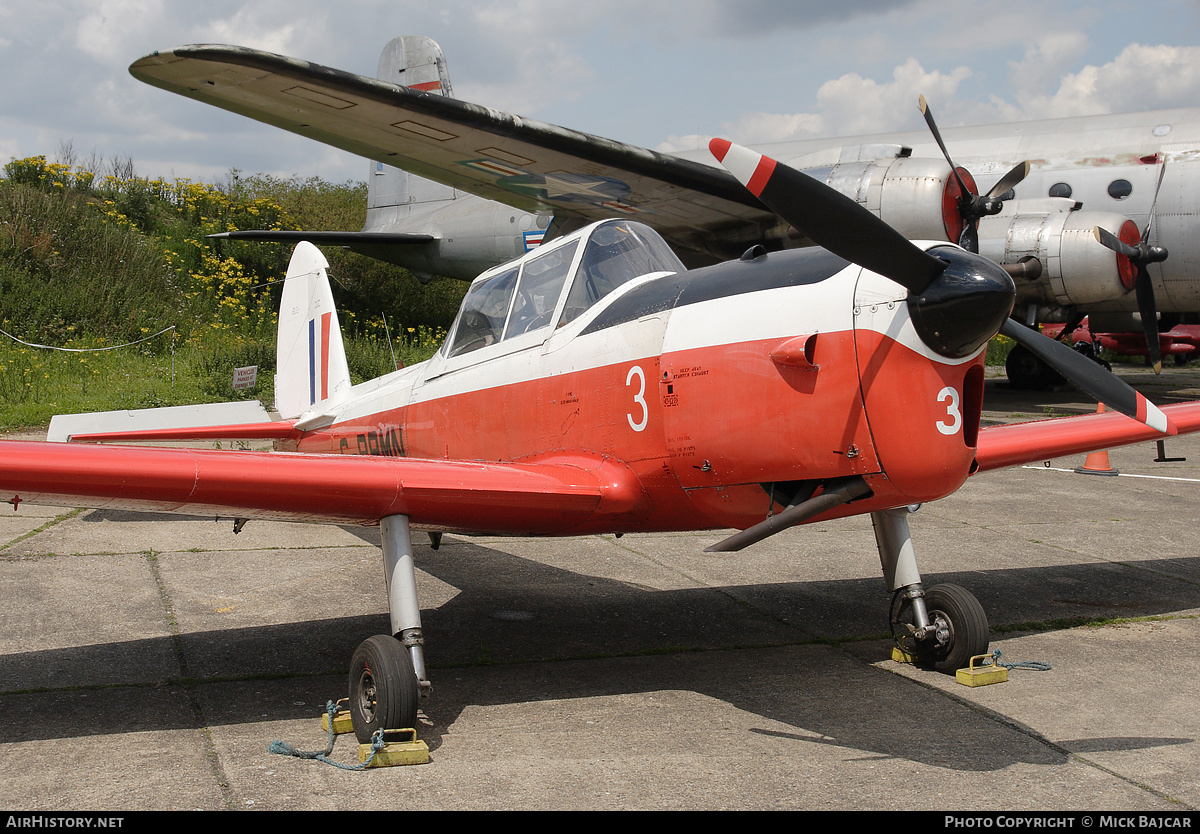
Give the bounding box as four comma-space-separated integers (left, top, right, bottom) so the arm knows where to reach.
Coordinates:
0, 441, 645, 534
974, 401, 1200, 473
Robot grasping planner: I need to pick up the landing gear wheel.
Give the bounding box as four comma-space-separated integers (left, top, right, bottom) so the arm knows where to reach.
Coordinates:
892, 584, 990, 674
349, 635, 420, 744
1072, 339, 1111, 372
1006, 344, 1065, 389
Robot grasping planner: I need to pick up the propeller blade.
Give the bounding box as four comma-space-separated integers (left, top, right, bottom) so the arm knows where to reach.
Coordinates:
920, 95, 980, 253
958, 222, 979, 254
1139, 159, 1169, 374
1144, 156, 1167, 242
709, 138, 947, 293
985, 160, 1031, 201
1134, 266, 1163, 374
999, 318, 1175, 434
918, 95, 973, 199
1094, 225, 1138, 259
1095, 226, 1168, 374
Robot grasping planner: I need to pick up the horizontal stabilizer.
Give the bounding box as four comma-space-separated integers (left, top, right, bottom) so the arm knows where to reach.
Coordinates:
207, 230, 436, 245
48, 401, 276, 443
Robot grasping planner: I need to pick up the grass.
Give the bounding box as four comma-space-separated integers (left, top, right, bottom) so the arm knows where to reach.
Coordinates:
0, 328, 446, 432
0, 337, 210, 430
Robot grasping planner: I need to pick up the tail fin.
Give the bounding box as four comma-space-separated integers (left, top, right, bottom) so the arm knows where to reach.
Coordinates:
366, 36, 456, 227
275, 242, 352, 420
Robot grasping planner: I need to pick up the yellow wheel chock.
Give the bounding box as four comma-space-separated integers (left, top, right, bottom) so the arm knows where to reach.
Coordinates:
358, 728, 430, 767
955, 653, 1009, 687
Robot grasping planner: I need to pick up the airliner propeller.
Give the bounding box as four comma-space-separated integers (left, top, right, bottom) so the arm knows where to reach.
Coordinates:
709, 138, 1175, 435
918, 95, 1030, 253
1092, 161, 1170, 373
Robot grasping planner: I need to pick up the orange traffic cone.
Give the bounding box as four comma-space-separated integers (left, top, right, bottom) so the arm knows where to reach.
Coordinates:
1074, 403, 1119, 476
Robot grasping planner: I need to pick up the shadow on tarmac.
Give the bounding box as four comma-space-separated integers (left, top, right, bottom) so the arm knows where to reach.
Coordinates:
4, 533, 1197, 772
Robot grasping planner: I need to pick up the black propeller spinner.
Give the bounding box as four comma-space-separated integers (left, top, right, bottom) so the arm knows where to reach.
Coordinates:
709, 138, 1173, 434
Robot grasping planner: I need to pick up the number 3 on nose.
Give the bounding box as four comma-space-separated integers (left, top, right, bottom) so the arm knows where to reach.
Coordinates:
936, 386, 961, 436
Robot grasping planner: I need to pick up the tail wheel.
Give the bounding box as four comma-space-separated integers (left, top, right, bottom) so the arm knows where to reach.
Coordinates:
349, 635, 420, 744
892, 584, 990, 674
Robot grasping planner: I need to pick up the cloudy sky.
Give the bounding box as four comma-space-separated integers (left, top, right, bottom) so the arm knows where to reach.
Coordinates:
2, 0, 1199, 184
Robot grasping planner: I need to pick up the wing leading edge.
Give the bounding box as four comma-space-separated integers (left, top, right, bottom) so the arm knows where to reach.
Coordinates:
974, 401, 1200, 473
0, 441, 646, 534
129, 45, 774, 259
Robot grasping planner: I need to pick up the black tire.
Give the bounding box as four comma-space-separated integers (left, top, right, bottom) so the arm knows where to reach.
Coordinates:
921, 584, 990, 674
1006, 344, 1064, 389
348, 635, 420, 743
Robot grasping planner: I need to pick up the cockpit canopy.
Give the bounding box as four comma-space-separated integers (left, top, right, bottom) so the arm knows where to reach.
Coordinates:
445, 220, 685, 357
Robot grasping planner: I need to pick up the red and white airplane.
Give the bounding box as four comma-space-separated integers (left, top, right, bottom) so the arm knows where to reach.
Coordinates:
3, 141, 1198, 744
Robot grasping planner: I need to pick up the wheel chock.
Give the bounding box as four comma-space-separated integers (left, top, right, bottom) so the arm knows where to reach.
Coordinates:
359, 728, 430, 767
890, 646, 916, 664
956, 654, 1008, 687
321, 699, 354, 735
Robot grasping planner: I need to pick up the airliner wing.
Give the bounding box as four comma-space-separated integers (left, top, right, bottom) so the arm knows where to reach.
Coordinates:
130, 45, 775, 258
0, 441, 643, 534
974, 401, 1200, 473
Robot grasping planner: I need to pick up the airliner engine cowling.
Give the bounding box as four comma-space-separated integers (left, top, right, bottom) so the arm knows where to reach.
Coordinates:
977, 207, 1139, 307
806, 157, 970, 245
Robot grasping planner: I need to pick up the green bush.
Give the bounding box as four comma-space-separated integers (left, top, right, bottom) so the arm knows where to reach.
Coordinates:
0, 152, 465, 428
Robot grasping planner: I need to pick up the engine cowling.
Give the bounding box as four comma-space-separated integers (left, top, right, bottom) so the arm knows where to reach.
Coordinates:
798, 156, 971, 245
976, 201, 1139, 307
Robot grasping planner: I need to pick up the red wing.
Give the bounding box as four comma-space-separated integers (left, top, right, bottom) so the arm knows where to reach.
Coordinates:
974, 401, 1200, 473
0, 441, 644, 534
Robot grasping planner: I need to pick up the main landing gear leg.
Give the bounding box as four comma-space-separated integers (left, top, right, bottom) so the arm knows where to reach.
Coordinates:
871, 507, 989, 673
348, 514, 426, 743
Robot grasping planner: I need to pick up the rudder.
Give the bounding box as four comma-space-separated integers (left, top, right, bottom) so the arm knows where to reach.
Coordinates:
275, 242, 351, 420
366, 36, 456, 220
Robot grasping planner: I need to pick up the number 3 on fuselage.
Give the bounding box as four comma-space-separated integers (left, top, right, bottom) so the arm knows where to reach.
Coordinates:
627, 365, 648, 432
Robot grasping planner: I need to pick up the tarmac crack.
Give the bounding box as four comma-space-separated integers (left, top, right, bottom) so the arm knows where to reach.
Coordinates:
910, 669, 1197, 810
0, 508, 82, 557
143, 548, 240, 811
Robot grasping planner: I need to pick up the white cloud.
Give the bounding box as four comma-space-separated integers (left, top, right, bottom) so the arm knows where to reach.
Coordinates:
682, 37, 1200, 152
816, 58, 972, 135
1016, 43, 1200, 118
453, 38, 596, 117
690, 57, 972, 146
73, 0, 165, 64
199, 7, 311, 56
5, 0, 1200, 185
1007, 31, 1090, 96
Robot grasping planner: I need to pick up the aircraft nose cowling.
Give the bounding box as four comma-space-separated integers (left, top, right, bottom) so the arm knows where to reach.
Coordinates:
906, 247, 1016, 359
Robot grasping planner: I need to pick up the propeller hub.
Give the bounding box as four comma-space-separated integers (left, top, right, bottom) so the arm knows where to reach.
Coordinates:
906, 247, 1016, 359
941, 166, 978, 245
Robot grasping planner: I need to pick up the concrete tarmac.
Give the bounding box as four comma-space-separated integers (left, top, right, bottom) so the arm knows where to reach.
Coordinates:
2, 364, 1200, 811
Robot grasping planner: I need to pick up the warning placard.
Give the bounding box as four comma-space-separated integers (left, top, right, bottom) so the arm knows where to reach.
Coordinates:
232, 365, 258, 390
